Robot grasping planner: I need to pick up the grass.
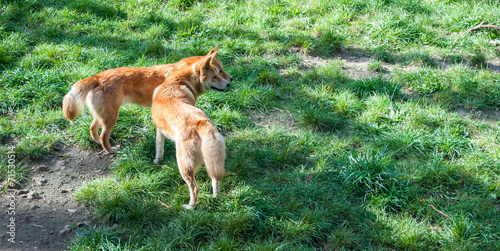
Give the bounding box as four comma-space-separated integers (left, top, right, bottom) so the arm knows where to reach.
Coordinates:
368, 60, 386, 72
1, 0, 500, 250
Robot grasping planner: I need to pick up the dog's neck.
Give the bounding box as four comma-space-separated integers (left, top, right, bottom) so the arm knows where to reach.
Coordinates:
168, 65, 205, 105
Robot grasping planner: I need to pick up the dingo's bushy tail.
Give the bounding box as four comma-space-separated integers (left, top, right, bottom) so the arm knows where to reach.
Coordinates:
197, 121, 226, 196
62, 79, 98, 121
201, 130, 226, 180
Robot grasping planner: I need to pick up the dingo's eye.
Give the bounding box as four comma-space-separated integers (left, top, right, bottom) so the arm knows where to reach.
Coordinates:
219, 70, 223, 73
213, 75, 217, 79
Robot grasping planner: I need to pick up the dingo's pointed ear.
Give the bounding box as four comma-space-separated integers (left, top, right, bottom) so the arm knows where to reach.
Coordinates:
207, 45, 218, 56
211, 50, 218, 59
201, 53, 214, 70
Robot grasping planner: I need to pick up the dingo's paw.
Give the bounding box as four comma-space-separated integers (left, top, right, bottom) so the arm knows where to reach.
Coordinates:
182, 204, 193, 209
99, 145, 121, 155
153, 158, 162, 165
111, 145, 121, 152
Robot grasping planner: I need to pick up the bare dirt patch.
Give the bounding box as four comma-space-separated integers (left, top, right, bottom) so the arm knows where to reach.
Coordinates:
340, 55, 386, 80
455, 108, 500, 127
250, 108, 297, 130
487, 58, 500, 73
289, 46, 393, 80
1, 145, 112, 251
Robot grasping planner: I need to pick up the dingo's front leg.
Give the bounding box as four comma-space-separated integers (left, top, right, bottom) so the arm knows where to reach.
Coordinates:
211, 178, 220, 198
154, 128, 165, 165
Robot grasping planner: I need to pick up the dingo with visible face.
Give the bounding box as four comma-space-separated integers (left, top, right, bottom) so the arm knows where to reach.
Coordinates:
62, 46, 230, 154
151, 47, 231, 209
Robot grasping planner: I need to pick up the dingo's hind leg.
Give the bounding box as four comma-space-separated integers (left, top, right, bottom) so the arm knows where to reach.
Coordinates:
176, 137, 203, 209
90, 118, 101, 145
100, 117, 118, 154
88, 92, 121, 154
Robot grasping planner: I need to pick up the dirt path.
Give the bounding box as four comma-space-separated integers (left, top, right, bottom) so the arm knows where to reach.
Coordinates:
1, 146, 112, 251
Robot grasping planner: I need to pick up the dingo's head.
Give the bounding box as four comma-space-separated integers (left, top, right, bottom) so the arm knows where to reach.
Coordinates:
198, 46, 232, 93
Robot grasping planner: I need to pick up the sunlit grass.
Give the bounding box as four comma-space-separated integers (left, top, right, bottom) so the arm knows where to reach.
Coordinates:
1, 0, 499, 249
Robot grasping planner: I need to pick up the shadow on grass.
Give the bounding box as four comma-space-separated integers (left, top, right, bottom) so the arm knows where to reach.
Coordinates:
0, 0, 214, 70
281, 68, 498, 248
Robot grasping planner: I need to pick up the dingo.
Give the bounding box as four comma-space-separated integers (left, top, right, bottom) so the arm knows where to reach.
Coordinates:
62, 46, 230, 153
151, 48, 231, 209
